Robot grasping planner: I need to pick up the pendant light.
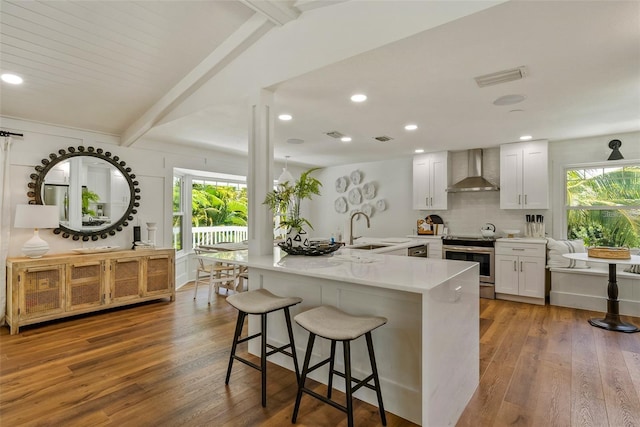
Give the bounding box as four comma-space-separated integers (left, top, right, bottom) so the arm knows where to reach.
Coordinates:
278, 156, 294, 184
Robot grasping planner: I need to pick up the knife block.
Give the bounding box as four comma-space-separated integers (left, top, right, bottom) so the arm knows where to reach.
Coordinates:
525, 223, 545, 238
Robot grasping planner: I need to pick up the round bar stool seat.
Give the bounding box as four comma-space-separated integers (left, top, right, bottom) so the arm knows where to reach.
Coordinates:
292, 305, 388, 427
226, 288, 301, 314
225, 288, 302, 407
294, 305, 386, 340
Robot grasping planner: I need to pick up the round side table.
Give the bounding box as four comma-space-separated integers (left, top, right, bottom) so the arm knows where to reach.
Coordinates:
563, 253, 640, 333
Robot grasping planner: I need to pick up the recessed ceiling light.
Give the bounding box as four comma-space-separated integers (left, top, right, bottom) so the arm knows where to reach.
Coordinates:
1, 73, 23, 85
404, 124, 418, 131
415, 149, 425, 154
341, 137, 352, 142
278, 114, 292, 121
519, 135, 532, 141
350, 94, 367, 103
493, 94, 526, 106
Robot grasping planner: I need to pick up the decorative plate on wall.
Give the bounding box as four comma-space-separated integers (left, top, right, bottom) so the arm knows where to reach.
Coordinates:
362, 182, 375, 199
348, 187, 362, 205
334, 197, 347, 213
361, 203, 373, 217
350, 170, 362, 185
335, 176, 348, 193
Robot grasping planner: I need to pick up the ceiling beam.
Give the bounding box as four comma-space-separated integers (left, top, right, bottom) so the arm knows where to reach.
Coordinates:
120, 14, 274, 147
239, 0, 300, 26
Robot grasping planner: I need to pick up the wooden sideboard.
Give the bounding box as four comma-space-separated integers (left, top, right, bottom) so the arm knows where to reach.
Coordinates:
5, 248, 175, 335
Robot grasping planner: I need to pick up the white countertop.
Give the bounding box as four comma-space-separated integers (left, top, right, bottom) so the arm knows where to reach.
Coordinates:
198, 247, 477, 294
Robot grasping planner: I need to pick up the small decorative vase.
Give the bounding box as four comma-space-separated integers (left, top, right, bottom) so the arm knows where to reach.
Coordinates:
287, 227, 309, 248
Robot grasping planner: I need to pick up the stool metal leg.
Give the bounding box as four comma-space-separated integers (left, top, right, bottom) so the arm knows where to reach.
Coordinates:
284, 307, 300, 380
226, 311, 246, 384
366, 332, 387, 426
327, 340, 337, 399
343, 340, 354, 427
261, 313, 267, 407
292, 332, 316, 423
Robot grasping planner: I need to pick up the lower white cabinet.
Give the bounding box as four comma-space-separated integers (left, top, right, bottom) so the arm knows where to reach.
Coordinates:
495, 239, 546, 304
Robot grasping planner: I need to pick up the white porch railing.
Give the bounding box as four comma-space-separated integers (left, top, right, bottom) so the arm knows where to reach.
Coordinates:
191, 226, 248, 247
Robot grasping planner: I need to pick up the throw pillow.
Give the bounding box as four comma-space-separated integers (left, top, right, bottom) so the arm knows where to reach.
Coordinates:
624, 265, 640, 274
546, 237, 590, 269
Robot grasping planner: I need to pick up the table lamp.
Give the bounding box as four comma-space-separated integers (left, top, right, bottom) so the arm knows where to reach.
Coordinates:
14, 204, 60, 258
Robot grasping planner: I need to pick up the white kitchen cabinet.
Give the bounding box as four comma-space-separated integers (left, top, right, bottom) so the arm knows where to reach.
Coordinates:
500, 140, 548, 209
413, 151, 449, 210
495, 239, 546, 304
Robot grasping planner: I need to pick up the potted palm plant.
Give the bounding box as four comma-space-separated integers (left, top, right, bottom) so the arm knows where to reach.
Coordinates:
263, 167, 322, 248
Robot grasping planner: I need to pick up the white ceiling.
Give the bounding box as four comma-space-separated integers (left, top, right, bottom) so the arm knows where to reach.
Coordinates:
1, 1, 639, 168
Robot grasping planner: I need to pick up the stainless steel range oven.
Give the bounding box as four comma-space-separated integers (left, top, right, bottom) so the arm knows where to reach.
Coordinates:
442, 236, 495, 299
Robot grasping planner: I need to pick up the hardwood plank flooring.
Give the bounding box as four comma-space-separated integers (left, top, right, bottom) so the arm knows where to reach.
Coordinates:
2, 285, 640, 426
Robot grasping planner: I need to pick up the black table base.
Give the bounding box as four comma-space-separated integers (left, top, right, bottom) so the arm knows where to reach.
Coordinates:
589, 263, 639, 333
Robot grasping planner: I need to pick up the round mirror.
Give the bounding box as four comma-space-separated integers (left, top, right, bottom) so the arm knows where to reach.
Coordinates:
27, 146, 140, 241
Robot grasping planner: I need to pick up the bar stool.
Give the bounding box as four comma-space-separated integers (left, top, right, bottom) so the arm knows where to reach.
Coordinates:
292, 305, 387, 427
225, 288, 302, 407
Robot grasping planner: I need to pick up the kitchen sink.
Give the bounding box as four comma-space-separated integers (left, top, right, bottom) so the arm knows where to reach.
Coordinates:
350, 244, 391, 250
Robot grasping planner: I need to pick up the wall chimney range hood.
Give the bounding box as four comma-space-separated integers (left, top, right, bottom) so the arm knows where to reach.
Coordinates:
446, 149, 500, 192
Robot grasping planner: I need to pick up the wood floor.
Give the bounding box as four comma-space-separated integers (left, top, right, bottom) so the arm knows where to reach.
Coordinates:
1, 284, 639, 427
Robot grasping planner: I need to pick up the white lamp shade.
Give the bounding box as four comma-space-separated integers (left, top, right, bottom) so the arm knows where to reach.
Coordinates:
14, 204, 60, 229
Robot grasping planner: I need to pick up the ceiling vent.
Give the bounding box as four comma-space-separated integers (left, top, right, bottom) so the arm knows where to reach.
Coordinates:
325, 131, 344, 139
474, 66, 528, 87
373, 135, 393, 142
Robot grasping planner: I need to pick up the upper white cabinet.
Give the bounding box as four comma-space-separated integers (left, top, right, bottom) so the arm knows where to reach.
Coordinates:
413, 151, 449, 210
500, 140, 548, 209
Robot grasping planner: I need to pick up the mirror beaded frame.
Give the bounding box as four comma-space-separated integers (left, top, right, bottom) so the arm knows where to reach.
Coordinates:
27, 146, 140, 241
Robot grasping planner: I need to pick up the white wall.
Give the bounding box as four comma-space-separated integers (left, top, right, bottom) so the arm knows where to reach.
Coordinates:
549, 131, 640, 239
1, 117, 253, 287
308, 158, 415, 240
308, 131, 640, 240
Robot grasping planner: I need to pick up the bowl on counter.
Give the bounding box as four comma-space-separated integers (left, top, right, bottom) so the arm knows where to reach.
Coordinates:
503, 229, 521, 238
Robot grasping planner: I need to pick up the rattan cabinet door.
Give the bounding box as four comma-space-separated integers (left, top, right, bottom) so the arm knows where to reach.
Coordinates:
144, 254, 173, 296
67, 261, 105, 311
19, 265, 65, 320
111, 258, 142, 302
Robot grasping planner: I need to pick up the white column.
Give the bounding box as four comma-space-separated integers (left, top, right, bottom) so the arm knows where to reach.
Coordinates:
247, 89, 275, 256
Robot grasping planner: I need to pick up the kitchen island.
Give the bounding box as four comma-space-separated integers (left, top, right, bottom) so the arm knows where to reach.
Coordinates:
199, 247, 479, 426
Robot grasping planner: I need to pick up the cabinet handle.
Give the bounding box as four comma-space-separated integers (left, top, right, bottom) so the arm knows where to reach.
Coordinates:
524, 194, 527, 205
430, 197, 433, 206
513, 260, 517, 271
426, 197, 429, 206
512, 248, 525, 251
518, 194, 521, 205
520, 261, 523, 272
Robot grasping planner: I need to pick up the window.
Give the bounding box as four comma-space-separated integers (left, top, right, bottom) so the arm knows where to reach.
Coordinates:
565, 162, 640, 247
173, 168, 248, 251
172, 175, 184, 251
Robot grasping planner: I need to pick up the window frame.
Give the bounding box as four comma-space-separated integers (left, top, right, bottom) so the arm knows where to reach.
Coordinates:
563, 159, 640, 246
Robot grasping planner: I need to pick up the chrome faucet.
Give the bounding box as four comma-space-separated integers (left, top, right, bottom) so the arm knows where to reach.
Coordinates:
349, 212, 370, 245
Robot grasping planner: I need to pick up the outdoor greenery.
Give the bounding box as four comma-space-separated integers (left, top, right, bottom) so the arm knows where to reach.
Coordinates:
191, 183, 247, 227
566, 166, 640, 248
263, 168, 322, 231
